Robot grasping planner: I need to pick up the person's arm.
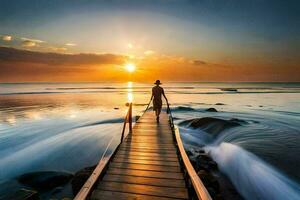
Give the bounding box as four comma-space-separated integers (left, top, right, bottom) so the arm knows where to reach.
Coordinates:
151, 88, 154, 100
162, 88, 168, 103
162, 88, 170, 113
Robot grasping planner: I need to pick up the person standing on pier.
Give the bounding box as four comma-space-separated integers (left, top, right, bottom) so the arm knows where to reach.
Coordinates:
151, 80, 168, 123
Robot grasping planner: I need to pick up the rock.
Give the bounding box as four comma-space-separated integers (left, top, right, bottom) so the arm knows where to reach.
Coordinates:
198, 170, 220, 192
179, 117, 242, 135
17, 171, 73, 191
229, 118, 247, 124
2, 188, 40, 200
186, 150, 193, 157
196, 154, 211, 162
210, 179, 220, 192
208, 160, 218, 170
197, 170, 210, 179
175, 106, 195, 111
51, 187, 63, 195
190, 159, 200, 171
195, 155, 218, 171
221, 88, 238, 92
215, 194, 224, 200
71, 165, 96, 195
205, 108, 218, 112
195, 149, 205, 154
114, 107, 119, 110
206, 187, 218, 199
215, 103, 225, 105
197, 170, 214, 185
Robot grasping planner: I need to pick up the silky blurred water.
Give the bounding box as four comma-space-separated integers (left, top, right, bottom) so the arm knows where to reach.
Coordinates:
0, 82, 299, 199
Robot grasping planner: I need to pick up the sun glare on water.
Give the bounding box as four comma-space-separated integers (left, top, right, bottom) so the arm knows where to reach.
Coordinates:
125, 63, 136, 73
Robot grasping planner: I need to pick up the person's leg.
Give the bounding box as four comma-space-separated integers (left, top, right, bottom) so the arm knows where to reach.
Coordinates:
157, 107, 161, 116
155, 109, 159, 117
156, 107, 161, 123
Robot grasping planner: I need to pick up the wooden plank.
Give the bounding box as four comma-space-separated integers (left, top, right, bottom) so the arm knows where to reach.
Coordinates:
114, 155, 178, 162
132, 130, 170, 133
116, 151, 178, 158
134, 126, 171, 129
134, 127, 171, 130
109, 162, 181, 172
120, 141, 174, 145
131, 133, 172, 136
128, 135, 174, 139
127, 137, 174, 141
91, 190, 176, 200
103, 174, 186, 187
112, 158, 180, 167
96, 182, 188, 199
125, 140, 174, 145
115, 151, 177, 158
135, 119, 169, 122
119, 147, 176, 154
107, 168, 183, 179
120, 144, 176, 150
132, 129, 171, 132
122, 141, 176, 146
131, 133, 171, 137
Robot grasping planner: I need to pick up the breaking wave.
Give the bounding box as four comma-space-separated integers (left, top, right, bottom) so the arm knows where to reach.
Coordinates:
206, 143, 300, 200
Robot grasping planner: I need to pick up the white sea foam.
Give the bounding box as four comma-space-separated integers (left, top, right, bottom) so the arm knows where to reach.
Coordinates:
206, 143, 300, 200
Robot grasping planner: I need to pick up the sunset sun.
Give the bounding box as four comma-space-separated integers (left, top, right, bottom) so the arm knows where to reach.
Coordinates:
125, 63, 136, 73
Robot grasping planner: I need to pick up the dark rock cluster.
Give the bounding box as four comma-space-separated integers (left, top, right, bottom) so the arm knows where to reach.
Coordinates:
186, 148, 243, 200
71, 165, 96, 195
17, 171, 73, 191
205, 108, 218, 112
187, 150, 223, 199
179, 117, 242, 136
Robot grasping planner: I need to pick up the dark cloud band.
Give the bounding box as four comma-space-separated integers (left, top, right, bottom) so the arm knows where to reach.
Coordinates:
0, 46, 127, 66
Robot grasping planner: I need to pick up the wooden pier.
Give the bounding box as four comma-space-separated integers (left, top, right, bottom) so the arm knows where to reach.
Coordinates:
75, 104, 211, 200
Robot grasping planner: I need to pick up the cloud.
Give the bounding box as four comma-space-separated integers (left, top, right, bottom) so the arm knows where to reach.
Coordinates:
0, 46, 127, 66
21, 40, 37, 47
48, 47, 67, 52
21, 37, 45, 47
144, 50, 155, 56
127, 43, 133, 49
21, 37, 45, 43
2, 35, 12, 41
65, 43, 77, 46
192, 59, 207, 65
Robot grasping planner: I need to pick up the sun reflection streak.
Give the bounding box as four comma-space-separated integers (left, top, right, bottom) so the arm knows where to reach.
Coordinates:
127, 92, 133, 103
26, 112, 42, 120
6, 116, 16, 125
127, 81, 133, 88
127, 82, 134, 103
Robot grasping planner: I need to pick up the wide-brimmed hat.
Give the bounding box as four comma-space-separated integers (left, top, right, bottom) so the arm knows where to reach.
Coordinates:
154, 80, 162, 85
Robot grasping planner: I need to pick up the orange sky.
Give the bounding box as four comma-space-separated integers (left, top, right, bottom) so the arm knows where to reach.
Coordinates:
0, 46, 299, 82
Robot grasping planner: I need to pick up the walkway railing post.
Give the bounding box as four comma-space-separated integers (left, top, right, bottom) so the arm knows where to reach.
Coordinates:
128, 102, 133, 133
120, 113, 127, 143
120, 102, 133, 143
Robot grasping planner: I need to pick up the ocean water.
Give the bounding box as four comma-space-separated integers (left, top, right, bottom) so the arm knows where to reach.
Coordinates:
0, 82, 299, 199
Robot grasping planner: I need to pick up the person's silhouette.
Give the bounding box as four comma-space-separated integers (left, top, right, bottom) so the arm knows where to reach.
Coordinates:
151, 80, 168, 123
